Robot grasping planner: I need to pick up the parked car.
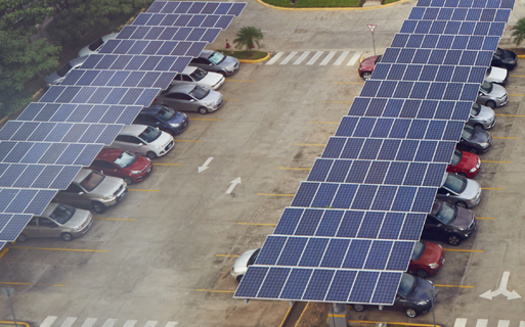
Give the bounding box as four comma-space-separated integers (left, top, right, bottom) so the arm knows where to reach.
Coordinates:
17, 203, 93, 242
476, 80, 508, 108
133, 105, 188, 136
171, 66, 225, 90
110, 125, 174, 159
491, 47, 518, 70
155, 84, 224, 115
408, 241, 445, 278
352, 273, 437, 318
231, 248, 261, 282
44, 56, 88, 86
468, 103, 495, 130
436, 172, 482, 208
457, 124, 491, 154
54, 169, 127, 213
484, 66, 508, 85
78, 32, 118, 57
190, 50, 240, 76
90, 148, 153, 184
447, 149, 480, 178
358, 54, 382, 80
423, 199, 477, 245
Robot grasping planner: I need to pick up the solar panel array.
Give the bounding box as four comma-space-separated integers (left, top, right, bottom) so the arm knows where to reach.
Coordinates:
0, 1, 246, 250
234, 0, 514, 304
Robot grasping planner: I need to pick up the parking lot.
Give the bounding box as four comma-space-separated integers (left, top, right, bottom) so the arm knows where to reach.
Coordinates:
1, 1, 525, 327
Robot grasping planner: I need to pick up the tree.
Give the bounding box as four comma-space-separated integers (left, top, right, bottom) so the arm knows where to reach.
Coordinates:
511, 18, 525, 46
233, 26, 263, 54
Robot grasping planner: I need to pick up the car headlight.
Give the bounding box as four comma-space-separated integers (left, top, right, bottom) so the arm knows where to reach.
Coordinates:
130, 170, 142, 175
458, 227, 467, 231
171, 123, 180, 128
469, 167, 477, 173
429, 263, 439, 269
417, 300, 429, 306
480, 142, 489, 148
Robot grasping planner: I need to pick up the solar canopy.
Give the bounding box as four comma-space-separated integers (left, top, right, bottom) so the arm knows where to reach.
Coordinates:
0, 1, 246, 250
234, 0, 514, 304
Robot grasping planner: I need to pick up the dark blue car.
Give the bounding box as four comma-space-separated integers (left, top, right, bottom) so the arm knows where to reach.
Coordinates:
134, 105, 189, 136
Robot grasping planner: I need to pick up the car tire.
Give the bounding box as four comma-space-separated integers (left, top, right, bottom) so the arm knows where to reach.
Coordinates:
405, 308, 417, 318
447, 234, 462, 246
17, 233, 28, 242
486, 100, 496, 108
456, 201, 467, 208
146, 151, 157, 160
415, 269, 430, 279
124, 177, 133, 185
61, 232, 73, 242
353, 304, 365, 312
92, 201, 106, 214
361, 72, 371, 80
236, 275, 243, 283
198, 107, 208, 115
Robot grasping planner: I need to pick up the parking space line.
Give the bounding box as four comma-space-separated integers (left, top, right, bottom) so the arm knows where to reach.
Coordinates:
492, 136, 518, 139
216, 254, 240, 258
153, 163, 182, 166
481, 187, 503, 190
294, 143, 325, 146
277, 167, 311, 170
225, 79, 255, 83
94, 217, 136, 221
188, 117, 221, 121
476, 217, 495, 220
435, 284, 473, 288
237, 222, 277, 226
129, 189, 160, 192
173, 139, 202, 143
309, 121, 339, 124
481, 160, 511, 163
10, 246, 109, 253
0, 281, 64, 287
509, 94, 525, 97
510, 75, 525, 78
296, 302, 310, 326
444, 248, 484, 253
0, 247, 9, 260
257, 193, 295, 197
195, 289, 235, 293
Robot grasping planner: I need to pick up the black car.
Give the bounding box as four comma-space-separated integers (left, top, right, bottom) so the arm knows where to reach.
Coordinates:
352, 273, 437, 318
133, 105, 189, 136
492, 47, 518, 70
423, 200, 477, 245
457, 125, 491, 154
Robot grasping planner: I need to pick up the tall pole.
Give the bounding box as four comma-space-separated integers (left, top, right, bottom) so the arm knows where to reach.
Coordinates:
1, 287, 18, 327
372, 31, 376, 56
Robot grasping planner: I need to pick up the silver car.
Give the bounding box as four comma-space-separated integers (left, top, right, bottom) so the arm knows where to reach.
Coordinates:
189, 50, 240, 76
110, 124, 174, 159
78, 32, 118, 57
54, 169, 127, 213
476, 81, 508, 108
231, 248, 260, 282
468, 103, 495, 130
44, 56, 87, 86
155, 84, 224, 115
171, 66, 225, 90
436, 173, 481, 208
17, 203, 93, 242
484, 66, 508, 85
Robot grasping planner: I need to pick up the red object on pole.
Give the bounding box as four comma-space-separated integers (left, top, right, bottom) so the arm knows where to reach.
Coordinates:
225, 39, 231, 49
367, 24, 377, 33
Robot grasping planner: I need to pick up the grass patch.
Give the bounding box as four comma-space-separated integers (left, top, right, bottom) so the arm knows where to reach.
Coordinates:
218, 50, 268, 60
383, 0, 399, 3
263, 0, 362, 7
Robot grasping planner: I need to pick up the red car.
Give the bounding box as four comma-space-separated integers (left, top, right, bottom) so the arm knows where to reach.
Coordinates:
447, 149, 481, 178
90, 148, 153, 184
358, 54, 382, 80
408, 240, 445, 278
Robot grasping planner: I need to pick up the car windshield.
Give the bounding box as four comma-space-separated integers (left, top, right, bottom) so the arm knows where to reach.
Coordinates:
471, 104, 481, 116
451, 149, 462, 166
248, 248, 261, 266
139, 126, 161, 143
114, 151, 137, 169
189, 67, 208, 81
436, 201, 457, 224
208, 51, 225, 65
462, 125, 475, 140
480, 81, 493, 93
411, 242, 425, 261
444, 173, 467, 193
495, 48, 503, 56
375, 55, 383, 64
189, 85, 210, 100
486, 67, 492, 76
49, 204, 76, 224
398, 274, 417, 298
80, 170, 105, 192
56, 63, 73, 77
89, 38, 104, 51
155, 106, 175, 122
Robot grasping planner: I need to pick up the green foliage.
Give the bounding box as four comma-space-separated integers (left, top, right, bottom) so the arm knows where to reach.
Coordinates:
261, 0, 362, 7
233, 27, 263, 53
511, 18, 525, 46
0, 0, 54, 30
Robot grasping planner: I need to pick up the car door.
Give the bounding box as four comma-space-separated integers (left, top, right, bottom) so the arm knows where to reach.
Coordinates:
56, 183, 88, 208
37, 217, 61, 238
114, 135, 143, 154
191, 57, 212, 71
23, 217, 39, 238
168, 92, 196, 112
422, 216, 442, 240
93, 160, 121, 179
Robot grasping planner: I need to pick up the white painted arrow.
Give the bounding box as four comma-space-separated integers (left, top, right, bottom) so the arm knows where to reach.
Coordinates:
198, 157, 214, 173
480, 271, 521, 300
226, 177, 241, 194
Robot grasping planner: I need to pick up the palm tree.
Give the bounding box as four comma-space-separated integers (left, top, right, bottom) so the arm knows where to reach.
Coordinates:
511, 18, 525, 46
233, 26, 263, 54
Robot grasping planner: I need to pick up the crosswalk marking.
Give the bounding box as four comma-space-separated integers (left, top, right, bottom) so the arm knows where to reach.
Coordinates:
41, 316, 58, 327
101, 319, 117, 327
498, 321, 510, 327
81, 318, 97, 327
306, 51, 324, 65
476, 319, 488, 327
520, 322, 525, 327
320, 51, 336, 65
122, 320, 137, 327
280, 51, 297, 65
144, 321, 157, 327
333, 51, 349, 66
266, 51, 284, 65
347, 51, 363, 66
454, 318, 525, 326
293, 51, 311, 65
164, 323, 178, 327
40, 317, 179, 327
61, 318, 77, 327
455, 318, 467, 327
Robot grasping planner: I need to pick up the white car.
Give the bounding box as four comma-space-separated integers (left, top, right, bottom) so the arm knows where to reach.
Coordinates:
44, 56, 87, 86
484, 66, 508, 85
436, 173, 482, 208
231, 248, 260, 282
170, 66, 225, 90
78, 32, 118, 57
110, 125, 174, 159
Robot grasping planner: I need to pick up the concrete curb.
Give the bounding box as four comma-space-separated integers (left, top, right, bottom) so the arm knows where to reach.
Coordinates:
255, 0, 413, 11
239, 52, 271, 63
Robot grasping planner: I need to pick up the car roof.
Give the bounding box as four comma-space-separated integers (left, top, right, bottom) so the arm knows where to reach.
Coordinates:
73, 168, 94, 183
140, 105, 169, 115
41, 202, 60, 217
182, 66, 198, 74
165, 84, 195, 94
119, 124, 149, 135
95, 148, 124, 161
69, 56, 88, 66
198, 49, 214, 58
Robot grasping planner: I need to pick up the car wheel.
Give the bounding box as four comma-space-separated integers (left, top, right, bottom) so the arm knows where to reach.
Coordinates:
468, 147, 479, 154
456, 201, 467, 208
146, 151, 157, 160
236, 275, 243, 283
415, 269, 430, 279
17, 233, 27, 242
353, 304, 365, 312
124, 177, 133, 185
405, 308, 417, 318
92, 201, 106, 214
198, 107, 208, 115
447, 234, 462, 246
361, 72, 371, 80
486, 100, 496, 108
61, 232, 73, 242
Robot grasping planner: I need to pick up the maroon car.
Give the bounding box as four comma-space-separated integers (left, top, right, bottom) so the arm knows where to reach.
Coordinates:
447, 149, 481, 179
358, 54, 382, 80
90, 148, 153, 184
408, 240, 445, 279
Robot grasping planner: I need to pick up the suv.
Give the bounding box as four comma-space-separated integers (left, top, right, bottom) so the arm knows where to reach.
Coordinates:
54, 169, 128, 213
111, 124, 174, 159
424, 200, 477, 245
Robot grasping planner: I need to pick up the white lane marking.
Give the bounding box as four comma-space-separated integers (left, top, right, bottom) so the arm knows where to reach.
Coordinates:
101, 319, 117, 327
347, 51, 363, 66
41, 317, 58, 327
497, 321, 510, 327
280, 51, 298, 65
266, 52, 284, 65
165, 323, 179, 327
293, 51, 311, 65
333, 51, 350, 66
81, 318, 97, 327
520, 321, 525, 327
475, 319, 488, 327
306, 51, 324, 65
320, 51, 336, 66
144, 321, 157, 327
454, 318, 467, 327
61, 317, 77, 327
123, 320, 137, 327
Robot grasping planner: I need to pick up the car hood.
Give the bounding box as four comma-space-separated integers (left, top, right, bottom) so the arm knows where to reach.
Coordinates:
202, 90, 223, 104
488, 83, 508, 97
486, 66, 508, 83
63, 208, 92, 229
405, 278, 435, 302
449, 205, 476, 229
221, 55, 240, 69
457, 151, 479, 170
359, 55, 380, 69
469, 128, 490, 143
127, 155, 151, 172
149, 130, 173, 148
200, 72, 224, 87
44, 72, 63, 85
232, 249, 258, 275
417, 241, 444, 265
167, 111, 187, 126
500, 49, 518, 61
91, 175, 126, 197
